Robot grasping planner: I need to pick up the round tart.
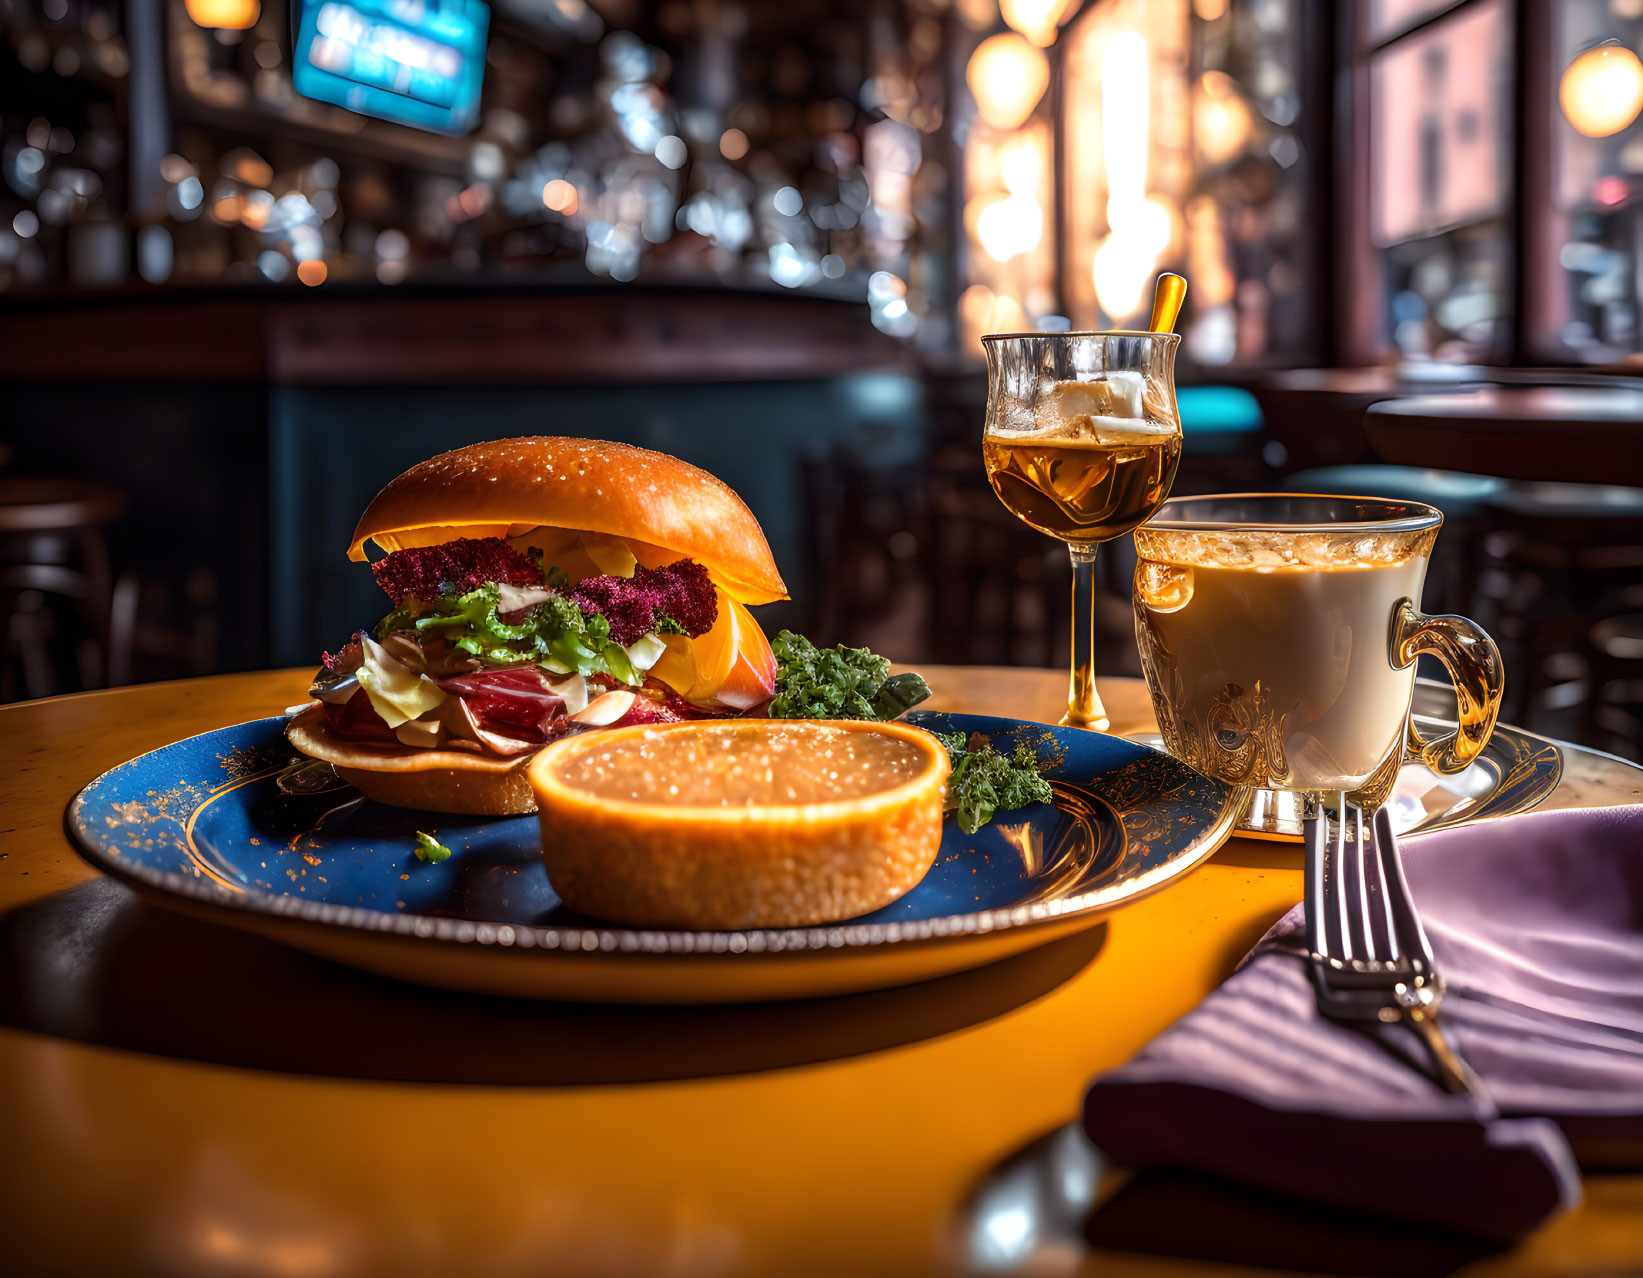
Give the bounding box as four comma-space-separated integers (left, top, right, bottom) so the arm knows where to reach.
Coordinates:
527, 719, 950, 929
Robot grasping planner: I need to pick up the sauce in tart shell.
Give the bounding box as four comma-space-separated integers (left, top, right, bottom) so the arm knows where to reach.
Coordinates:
528, 719, 950, 930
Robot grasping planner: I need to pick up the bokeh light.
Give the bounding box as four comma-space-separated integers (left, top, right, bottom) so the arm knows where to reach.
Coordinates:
1091, 29, 1158, 321
183, 0, 259, 27
542, 179, 579, 214
654, 135, 688, 169
976, 194, 1042, 262
1560, 42, 1643, 138
998, 0, 1077, 48
1194, 71, 1253, 165
966, 34, 1050, 131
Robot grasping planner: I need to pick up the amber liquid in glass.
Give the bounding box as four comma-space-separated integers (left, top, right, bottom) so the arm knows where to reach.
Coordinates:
981, 361, 1185, 732
983, 429, 1182, 544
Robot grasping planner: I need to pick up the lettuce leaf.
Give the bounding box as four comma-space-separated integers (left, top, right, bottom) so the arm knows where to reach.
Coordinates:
381, 583, 646, 686
413, 831, 452, 863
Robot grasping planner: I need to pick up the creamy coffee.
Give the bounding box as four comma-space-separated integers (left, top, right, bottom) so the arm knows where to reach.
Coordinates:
1133, 535, 1434, 802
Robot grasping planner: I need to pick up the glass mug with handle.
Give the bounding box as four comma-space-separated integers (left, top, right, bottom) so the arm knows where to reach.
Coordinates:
1130, 495, 1504, 810
982, 331, 1183, 730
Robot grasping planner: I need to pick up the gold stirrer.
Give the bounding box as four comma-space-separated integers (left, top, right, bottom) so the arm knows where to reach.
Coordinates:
1149, 272, 1188, 334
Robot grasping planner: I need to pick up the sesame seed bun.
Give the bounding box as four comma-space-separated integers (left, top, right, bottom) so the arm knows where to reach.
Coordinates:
346, 436, 788, 606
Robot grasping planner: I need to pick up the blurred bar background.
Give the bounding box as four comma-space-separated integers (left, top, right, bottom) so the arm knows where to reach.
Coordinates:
2, 0, 1642, 759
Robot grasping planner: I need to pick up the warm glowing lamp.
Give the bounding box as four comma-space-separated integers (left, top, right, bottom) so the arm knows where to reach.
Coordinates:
1094, 30, 1158, 321
1101, 32, 1149, 213
999, 130, 1045, 195
1194, 71, 1252, 164
976, 193, 1043, 261
999, 0, 1078, 48
966, 34, 1051, 131
184, 0, 260, 29
1560, 41, 1643, 138
1092, 234, 1153, 319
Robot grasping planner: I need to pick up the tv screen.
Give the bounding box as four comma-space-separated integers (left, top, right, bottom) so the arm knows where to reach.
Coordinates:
292, 0, 489, 136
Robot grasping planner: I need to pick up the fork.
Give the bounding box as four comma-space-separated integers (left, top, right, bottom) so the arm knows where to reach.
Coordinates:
1303, 792, 1490, 1102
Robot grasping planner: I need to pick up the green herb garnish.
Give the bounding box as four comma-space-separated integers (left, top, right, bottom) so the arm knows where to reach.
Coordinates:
873, 671, 936, 720
413, 831, 453, 863
935, 732, 1055, 834
768, 631, 932, 721
377, 583, 642, 686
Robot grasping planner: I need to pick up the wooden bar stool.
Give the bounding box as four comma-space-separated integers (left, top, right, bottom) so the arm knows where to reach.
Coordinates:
1475, 483, 1643, 730
1587, 613, 1643, 760
0, 477, 129, 701
797, 425, 929, 652
1172, 385, 1270, 494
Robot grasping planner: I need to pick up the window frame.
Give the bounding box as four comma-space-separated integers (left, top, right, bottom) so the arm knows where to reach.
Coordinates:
1341, 0, 1521, 366
1340, 0, 1606, 368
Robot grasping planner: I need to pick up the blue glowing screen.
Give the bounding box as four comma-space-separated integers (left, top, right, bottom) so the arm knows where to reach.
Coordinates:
292, 0, 488, 136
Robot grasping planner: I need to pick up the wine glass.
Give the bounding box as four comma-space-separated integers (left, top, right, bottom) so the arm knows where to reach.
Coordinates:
981, 326, 1183, 730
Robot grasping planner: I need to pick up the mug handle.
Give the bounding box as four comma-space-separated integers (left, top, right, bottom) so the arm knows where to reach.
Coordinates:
1391, 598, 1505, 776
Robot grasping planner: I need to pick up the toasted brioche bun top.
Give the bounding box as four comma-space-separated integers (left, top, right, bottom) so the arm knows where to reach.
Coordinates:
346, 436, 788, 605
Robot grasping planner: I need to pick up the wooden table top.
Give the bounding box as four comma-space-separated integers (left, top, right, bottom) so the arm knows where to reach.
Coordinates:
1365, 387, 1643, 489
2, 668, 1641, 1276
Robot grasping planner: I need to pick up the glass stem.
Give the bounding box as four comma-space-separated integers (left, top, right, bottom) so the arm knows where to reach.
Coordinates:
1063, 543, 1110, 731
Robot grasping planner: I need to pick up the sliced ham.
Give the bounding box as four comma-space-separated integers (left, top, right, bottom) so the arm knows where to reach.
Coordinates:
322, 656, 737, 757
322, 688, 399, 742
438, 696, 544, 757
435, 666, 571, 745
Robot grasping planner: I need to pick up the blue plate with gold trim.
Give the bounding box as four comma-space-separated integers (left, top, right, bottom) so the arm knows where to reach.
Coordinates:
65, 711, 1245, 1003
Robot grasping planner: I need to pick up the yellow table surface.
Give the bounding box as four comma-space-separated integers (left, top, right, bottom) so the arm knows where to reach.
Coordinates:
2, 668, 1640, 1276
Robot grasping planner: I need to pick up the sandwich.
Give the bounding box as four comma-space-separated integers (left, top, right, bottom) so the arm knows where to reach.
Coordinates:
286, 436, 787, 814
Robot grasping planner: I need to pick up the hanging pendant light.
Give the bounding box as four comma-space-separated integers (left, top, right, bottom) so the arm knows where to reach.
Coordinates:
1560, 39, 1643, 139
185, 0, 260, 29
998, 0, 1078, 48
966, 33, 1050, 131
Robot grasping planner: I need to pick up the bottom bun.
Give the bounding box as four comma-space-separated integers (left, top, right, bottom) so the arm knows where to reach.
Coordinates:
286, 705, 539, 816
332, 763, 538, 816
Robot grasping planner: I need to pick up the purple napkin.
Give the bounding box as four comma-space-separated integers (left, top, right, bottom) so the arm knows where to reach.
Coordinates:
1083, 804, 1643, 1242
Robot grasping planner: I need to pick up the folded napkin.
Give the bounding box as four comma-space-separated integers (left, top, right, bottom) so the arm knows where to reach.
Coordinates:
1083, 804, 1643, 1242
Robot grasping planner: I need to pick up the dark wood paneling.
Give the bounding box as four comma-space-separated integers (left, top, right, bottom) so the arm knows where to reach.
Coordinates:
0, 287, 911, 387
0, 299, 266, 382
265, 290, 912, 385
